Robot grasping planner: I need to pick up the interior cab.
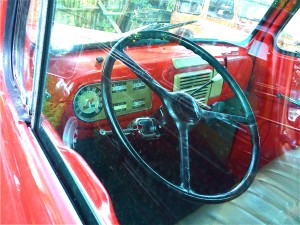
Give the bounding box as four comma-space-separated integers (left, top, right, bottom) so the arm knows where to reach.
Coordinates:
1, 0, 299, 224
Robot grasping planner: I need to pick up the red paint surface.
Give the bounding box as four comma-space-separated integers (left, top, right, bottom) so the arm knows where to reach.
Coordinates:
43, 119, 119, 225
228, 0, 300, 176
0, 71, 82, 224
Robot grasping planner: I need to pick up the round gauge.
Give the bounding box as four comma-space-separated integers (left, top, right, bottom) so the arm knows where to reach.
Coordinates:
73, 85, 102, 122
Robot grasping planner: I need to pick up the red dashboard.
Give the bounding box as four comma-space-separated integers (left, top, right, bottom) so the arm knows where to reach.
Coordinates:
45, 43, 253, 139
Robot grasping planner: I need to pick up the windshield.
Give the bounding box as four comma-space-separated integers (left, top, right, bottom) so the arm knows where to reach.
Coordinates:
51, 0, 273, 50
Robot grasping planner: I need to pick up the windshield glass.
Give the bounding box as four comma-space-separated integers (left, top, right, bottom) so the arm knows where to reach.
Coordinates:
51, 0, 273, 50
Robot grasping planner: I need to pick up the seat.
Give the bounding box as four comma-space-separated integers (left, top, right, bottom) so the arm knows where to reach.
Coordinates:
177, 148, 300, 225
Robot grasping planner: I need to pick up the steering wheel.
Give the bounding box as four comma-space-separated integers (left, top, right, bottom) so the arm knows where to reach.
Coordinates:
101, 30, 260, 203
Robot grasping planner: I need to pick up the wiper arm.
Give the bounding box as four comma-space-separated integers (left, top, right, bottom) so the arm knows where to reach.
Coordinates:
130, 20, 198, 33
120, 20, 198, 39
156, 20, 198, 31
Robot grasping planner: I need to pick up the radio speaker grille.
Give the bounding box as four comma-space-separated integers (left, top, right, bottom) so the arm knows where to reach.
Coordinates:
173, 69, 212, 103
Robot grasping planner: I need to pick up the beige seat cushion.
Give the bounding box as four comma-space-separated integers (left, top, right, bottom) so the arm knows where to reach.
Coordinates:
177, 148, 300, 225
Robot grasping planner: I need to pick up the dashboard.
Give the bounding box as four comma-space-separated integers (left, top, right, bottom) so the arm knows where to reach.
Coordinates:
46, 43, 253, 133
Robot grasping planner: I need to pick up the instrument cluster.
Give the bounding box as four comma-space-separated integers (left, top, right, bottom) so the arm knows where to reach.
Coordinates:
73, 79, 152, 122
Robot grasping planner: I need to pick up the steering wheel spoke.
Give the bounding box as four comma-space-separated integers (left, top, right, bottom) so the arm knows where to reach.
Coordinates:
177, 124, 192, 191
202, 110, 252, 125
108, 46, 169, 98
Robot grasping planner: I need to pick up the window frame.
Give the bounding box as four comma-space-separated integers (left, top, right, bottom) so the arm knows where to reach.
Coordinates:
10, 0, 104, 223
12, 0, 30, 99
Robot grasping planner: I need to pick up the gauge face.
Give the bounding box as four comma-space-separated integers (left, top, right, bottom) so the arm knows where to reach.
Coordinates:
73, 85, 102, 122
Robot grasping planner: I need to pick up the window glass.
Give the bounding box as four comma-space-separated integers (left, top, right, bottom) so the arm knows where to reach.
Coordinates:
41, 1, 256, 217
171, 0, 273, 41
22, 0, 299, 224
103, 0, 127, 11
208, 0, 234, 20
277, 8, 300, 53
25, 0, 41, 91
41, 0, 274, 49
36, 1, 278, 146
237, 0, 270, 33
178, 0, 204, 15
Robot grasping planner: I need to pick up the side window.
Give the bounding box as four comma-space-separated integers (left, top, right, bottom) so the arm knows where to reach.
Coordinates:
277, 9, 300, 54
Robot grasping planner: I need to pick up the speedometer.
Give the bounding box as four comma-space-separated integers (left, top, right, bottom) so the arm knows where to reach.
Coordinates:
73, 85, 102, 122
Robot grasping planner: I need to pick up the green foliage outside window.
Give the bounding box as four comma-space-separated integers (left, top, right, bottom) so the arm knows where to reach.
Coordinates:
55, 0, 175, 32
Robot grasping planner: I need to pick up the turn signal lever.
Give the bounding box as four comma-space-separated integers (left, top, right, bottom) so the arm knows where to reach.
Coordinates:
99, 127, 135, 136
99, 117, 160, 139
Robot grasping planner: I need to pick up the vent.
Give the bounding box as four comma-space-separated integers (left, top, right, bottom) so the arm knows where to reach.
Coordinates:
173, 69, 212, 103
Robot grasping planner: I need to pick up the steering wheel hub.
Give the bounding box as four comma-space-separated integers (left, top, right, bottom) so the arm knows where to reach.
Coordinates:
173, 92, 202, 124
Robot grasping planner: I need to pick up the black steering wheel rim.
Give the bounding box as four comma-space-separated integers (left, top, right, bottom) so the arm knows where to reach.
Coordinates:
101, 30, 260, 203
